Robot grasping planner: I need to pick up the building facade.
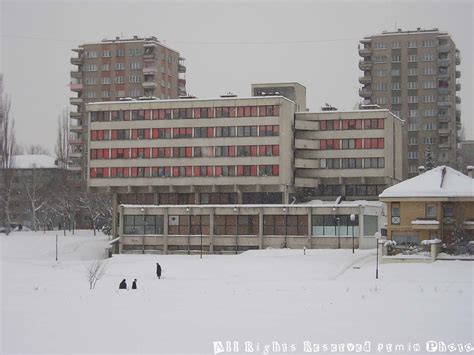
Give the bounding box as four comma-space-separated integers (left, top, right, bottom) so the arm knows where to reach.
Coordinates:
358, 28, 462, 178
70, 36, 186, 180
252, 82, 307, 112
294, 109, 404, 201
116, 201, 384, 253
380, 166, 474, 245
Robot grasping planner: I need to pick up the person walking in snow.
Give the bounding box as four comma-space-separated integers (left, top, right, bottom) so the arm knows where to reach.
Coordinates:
132, 279, 137, 289
119, 279, 127, 289
156, 263, 162, 279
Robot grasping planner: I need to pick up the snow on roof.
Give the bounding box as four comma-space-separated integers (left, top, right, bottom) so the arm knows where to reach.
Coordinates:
379, 166, 474, 199
10, 155, 57, 169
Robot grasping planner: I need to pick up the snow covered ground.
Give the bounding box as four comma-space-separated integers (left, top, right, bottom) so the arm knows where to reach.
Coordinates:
1, 231, 473, 355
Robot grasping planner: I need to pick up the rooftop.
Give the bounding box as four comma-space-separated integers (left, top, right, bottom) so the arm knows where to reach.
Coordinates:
379, 166, 474, 199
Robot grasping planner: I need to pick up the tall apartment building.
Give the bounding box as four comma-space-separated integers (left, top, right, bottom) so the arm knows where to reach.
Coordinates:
358, 28, 461, 177
70, 36, 187, 180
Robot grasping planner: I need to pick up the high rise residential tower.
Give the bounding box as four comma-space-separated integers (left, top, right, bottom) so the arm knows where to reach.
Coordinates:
358, 28, 461, 177
69, 36, 187, 180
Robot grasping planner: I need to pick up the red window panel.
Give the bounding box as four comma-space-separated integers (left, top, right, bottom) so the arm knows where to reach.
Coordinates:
237, 107, 244, 117
131, 130, 137, 140
378, 138, 385, 149
273, 105, 280, 116
229, 146, 236, 157
371, 138, 378, 148
334, 120, 341, 130
206, 166, 212, 177
185, 166, 193, 177
185, 147, 193, 157
122, 168, 128, 177
244, 106, 251, 117
143, 129, 150, 139
173, 128, 179, 137
342, 120, 348, 130
206, 147, 214, 157
111, 149, 117, 159
355, 139, 363, 149
98, 150, 104, 159
96, 131, 103, 140
356, 120, 362, 130
144, 167, 150, 177
250, 106, 258, 117
229, 107, 236, 117
334, 139, 340, 150
259, 106, 266, 116
152, 148, 158, 158
185, 128, 192, 137
247, 146, 255, 156
152, 110, 159, 120
172, 167, 179, 177
215, 166, 222, 176
144, 148, 150, 158
207, 127, 214, 138
111, 168, 117, 177
273, 125, 279, 136
144, 110, 150, 120
194, 108, 201, 119
237, 165, 244, 176
152, 128, 159, 139
124, 111, 130, 121
103, 149, 110, 159
320, 140, 327, 150
194, 166, 201, 177
123, 149, 130, 159
364, 119, 370, 129
272, 165, 279, 176
131, 167, 138, 177
272, 145, 280, 156
259, 146, 265, 156
90, 168, 96, 178
91, 150, 97, 159
364, 138, 371, 149
111, 130, 117, 140
320, 121, 327, 131
378, 119, 385, 129
250, 165, 257, 176
207, 108, 214, 118
159, 110, 166, 120
165, 148, 172, 157
103, 168, 109, 178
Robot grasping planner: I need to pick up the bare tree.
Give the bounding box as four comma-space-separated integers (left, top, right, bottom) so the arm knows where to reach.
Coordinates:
0, 74, 17, 234
20, 165, 49, 231
26, 144, 50, 155
86, 259, 106, 290
79, 192, 112, 236
55, 108, 69, 169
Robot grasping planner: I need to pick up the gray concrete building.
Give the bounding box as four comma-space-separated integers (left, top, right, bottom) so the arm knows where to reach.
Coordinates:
294, 109, 404, 201
70, 36, 186, 180
358, 28, 462, 178
461, 140, 474, 174
252, 82, 307, 112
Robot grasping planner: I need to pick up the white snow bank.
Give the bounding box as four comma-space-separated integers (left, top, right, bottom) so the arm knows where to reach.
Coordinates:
421, 239, 442, 245
412, 220, 439, 225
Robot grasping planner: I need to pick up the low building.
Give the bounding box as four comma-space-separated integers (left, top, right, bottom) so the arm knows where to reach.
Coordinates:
379, 166, 474, 245
116, 201, 385, 253
294, 109, 405, 201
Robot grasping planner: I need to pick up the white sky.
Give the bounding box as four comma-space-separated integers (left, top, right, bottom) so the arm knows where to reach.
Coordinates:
1, 0, 472, 154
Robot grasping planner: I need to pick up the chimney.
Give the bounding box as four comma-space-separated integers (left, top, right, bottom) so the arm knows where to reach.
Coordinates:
468, 166, 474, 178
418, 165, 426, 175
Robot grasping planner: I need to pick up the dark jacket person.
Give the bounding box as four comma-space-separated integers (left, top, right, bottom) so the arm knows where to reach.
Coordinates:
119, 279, 127, 289
156, 263, 162, 279
132, 279, 137, 289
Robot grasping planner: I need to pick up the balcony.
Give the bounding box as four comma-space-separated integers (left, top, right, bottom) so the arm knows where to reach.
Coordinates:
69, 151, 83, 158
411, 219, 440, 230
438, 128, 450, 136
142, 81, 157, 88
143, 52, 156, 60
456, 96, 461, 104
70, 83, 83, 92
438, 115, 450, 123
456, 109, 461, 119
456, 70, 461, 78
360, 38, 371, 44
437, 101, 451, 108
438, 44, 450, 53
143, 67, 158, 75
68, 165, 82, 172
70, 57, 83, 65
455, 56, 461, 65
358, 47, 371, 56
437, 72, 449, 79
456, 83, 461, 91
456, 121, 462, 130
69, 97, 83, 105
70, 71, 81, 79
437, 58, 450, 67
359, 75, 372, 84
439, 143, 452, 150
69, 138, 82, 145
358, 88, 372, 98
70, 111, 82, 119
358, 60, 372, 70
178, 64, 186, 73
437, 87, 450, 95
69, 124, 82, 132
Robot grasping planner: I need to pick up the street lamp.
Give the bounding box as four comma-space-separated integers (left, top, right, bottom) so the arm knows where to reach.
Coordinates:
282, 207, 287, 248
350, 213, 356, 254
375, 231, 381, 279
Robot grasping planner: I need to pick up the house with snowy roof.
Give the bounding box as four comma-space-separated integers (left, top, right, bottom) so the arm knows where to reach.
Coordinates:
379, 166, 474, 245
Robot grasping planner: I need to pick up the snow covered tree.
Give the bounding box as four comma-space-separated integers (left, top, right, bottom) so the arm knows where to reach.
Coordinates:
78, 192, 112, 236
55, 108, 69, 169
86, 259, 106, 290
0, 74, 17, 234
26, 144, 49, 155
20, 165, 50, 231
424, 145, 436, 170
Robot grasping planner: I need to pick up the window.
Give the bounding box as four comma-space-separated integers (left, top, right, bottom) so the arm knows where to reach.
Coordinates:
409, 137, 418, 145
423, 123, 437, 130
374, 42, 386, 49
84, 91, 97, 99
115, 63, 125, 70
424, 137, 436, 144
408, 123, 418, 131
391, 55, 401, 62
422, 39, 437, 47
364, 119, 384, 130
101, 63, 110, 71
407, 82, 418, 89
84, 77, 98, 85
426, 204, 437, 219
364, 157, 384, 168
408, 151, 419, 159
373, 83, 387, 91
391, 203, 400, 224
115, 76, 125, 84
422, 81, 436, 89
264, 215, 308, 236
101, 91, 110, 98
391, 69, 400, 76
391, 97, 401, 104
421, 67, 435, 75
408, 96, 418, 103
101, 77, 112, 85
408, 68, 418, 76
374, 69, 387, 77
129, 75, 142, 83
423, 53, 435, 61
422, 95, 435, 103
123, 215, 164, 235
214, 215, 258, 236
85, 51, 98, 58
84, 64, 97, 72
409, 110, 418, 118
215, 126, 236, 137
375, 97, 387, 105
341, 158, 363, 169
408, 54, 418, 62
391, 82, 401, 90
116, 48, 125, 57
408, 41, 417, 48
391, 41, 400, 49
102, 50, 111, 57
311, 215, 359, 237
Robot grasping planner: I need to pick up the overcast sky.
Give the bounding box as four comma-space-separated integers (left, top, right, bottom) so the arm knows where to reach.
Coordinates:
1, 0, 472, 154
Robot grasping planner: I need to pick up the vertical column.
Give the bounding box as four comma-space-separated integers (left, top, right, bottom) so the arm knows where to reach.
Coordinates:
237, 187, 243, 204
163, 208, 169, 254
258, 209, 264, 249
112, 192, 119, 237
118, 205, 124, 254
358, 204, 365, 241
210, 209, 215, 254
307, 208, 312, 249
